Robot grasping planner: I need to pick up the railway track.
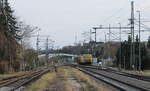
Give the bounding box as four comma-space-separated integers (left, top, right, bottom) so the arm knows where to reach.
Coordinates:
79, 65, 150, 82
0, 68, 52, 91
0, 72, 34, 86
75, 66, 150, 91
105, 68, 150, 82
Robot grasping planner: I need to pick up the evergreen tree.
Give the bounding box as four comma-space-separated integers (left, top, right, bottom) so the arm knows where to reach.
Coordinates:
116, 35, 148, 70
0, 0, 8, 33
0, 0, 21, 73
147, 36, 150, 48
4, 0, 19, 39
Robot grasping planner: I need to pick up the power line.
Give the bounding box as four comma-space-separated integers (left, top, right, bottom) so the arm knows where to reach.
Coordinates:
134, 23, 150, 31
101, 1, 130, 24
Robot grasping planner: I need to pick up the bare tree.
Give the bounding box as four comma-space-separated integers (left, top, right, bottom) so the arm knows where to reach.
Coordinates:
17, 21, 39, 70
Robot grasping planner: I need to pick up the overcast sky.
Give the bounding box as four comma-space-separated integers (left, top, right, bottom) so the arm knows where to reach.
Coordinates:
9, 0, 150, 48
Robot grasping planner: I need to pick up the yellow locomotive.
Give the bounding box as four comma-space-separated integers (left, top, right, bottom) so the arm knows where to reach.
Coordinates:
77, 54, 93, 64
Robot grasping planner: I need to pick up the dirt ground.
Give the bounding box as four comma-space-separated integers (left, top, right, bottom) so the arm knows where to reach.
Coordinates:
27, 66, 114, 91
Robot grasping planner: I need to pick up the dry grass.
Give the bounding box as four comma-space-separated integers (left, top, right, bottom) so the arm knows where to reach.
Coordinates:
27, 66, 113, 91
27, 67, 68, 91
124, 70, 150, 76
58, 67, 82, 91
58, 67, 74, 91
59, 67, 113, 91
72, 68, 113, 91
57, 67, 70, 78
27, 72, 57, 91
142, 70, 150, 76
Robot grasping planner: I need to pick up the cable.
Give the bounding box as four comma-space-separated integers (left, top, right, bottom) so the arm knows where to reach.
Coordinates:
101, 1, 130, 24
135, 21, 150, 30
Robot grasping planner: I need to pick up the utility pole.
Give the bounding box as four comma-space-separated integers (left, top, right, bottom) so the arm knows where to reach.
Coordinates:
74, 35, 77, 45
119, 23, 122, 70
92, 28, 97, 57
109, 24, 111, 42
93, 28, 97, 43
90, 29, 92, 42
104, 32, 107, 60
137, 11, 141, 71
36, 34, 40, 68
105, 32, 107, 43
132, 1, 135, 70
46, 37, 49, 67
130, 1, 135, 70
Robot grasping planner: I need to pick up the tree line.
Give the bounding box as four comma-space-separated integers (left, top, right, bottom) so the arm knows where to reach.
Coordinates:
116, 35, 150, 70
0, 0, 38, 73
0, 0, 21, 73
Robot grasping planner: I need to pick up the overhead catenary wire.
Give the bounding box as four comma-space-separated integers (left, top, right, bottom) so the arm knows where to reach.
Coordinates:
134, 23, 150, 31
101, 1, 130, 25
